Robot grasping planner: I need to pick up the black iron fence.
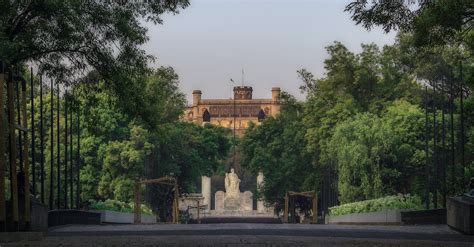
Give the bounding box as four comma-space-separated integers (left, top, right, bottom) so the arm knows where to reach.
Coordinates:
0, 60, 82, 232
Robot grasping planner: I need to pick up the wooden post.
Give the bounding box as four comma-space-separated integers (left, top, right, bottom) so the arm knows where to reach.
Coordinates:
173, 184, 179, 224
172, 185, 178, 224
8, 71, 19, 231
176, 189, 179, 224
312, 192, 317, 224
283, 192, 288, 223
172, 194, 176, 224
197, 200, 200, 224
290, 194, 295, 223
21, 79, 31, 230
15, 79, 22, 172
0, 62, 6, 231
134, 182, 140, 224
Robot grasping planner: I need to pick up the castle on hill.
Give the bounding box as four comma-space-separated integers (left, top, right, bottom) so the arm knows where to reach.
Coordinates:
183, 86, 281, 136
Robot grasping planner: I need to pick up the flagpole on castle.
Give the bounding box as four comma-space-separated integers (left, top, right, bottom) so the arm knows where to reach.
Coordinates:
229, 78, 236, 170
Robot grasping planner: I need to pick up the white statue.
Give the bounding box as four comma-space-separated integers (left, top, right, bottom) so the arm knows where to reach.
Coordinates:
225, 168, 241, 198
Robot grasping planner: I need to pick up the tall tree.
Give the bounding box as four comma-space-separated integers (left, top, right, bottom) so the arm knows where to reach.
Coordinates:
241, 93, 313, 212
327, 100, 426, 203
345, 0, 473, 46
0, 0, 189, 88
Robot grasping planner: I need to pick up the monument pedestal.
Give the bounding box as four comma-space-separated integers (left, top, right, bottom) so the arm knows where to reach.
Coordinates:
447, 196, 474, 235
201, 169, 275, 220
215, 191, 253, 213
211, 190, 273, 217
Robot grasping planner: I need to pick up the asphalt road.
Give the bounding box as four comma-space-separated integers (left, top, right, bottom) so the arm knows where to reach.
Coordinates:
48, 223, 474, 243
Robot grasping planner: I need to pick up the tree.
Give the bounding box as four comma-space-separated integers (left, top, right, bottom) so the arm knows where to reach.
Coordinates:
75, 66, 187, 202
301, 40, 421, 170
326, 100, 426, 203
146, 122, 231, 218
241, 93, 314, 213
1, 0, 190, 112
135, 67, 186, 130
297, 38, 430, 207
99, 122, 154, 201
345, 0, 473, 46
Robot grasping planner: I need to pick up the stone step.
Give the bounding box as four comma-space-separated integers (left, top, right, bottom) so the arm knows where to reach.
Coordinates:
200, 217, 281, 224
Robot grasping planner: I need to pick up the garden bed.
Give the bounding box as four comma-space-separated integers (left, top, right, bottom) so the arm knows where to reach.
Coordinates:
92, 210, 157, 224
325, 209, 409, 224
326, 195, 423, 225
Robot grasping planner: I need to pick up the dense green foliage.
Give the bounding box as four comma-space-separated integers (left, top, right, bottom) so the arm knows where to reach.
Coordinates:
241, 30, 473, 213
241, 1, 474, 213
1, 1, 191, 127
25, 67, 230, 218
147, 122, 230, 218
241, 93, 313, 211
76, 68, 230, 206
74, 67, 191, 203
329, 194, 423, 216
327, 101, 426, 203
88, 199, 153, 216
345, 0, 473, 46
1, 0, 189, 83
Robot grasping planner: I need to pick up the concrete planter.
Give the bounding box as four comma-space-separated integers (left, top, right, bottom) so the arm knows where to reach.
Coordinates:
326, 209, 410, 224
92, 210, 156, 224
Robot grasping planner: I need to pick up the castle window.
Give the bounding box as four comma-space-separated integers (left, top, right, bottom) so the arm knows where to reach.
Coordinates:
258, 109, 266, 122
203, 109, 211, 122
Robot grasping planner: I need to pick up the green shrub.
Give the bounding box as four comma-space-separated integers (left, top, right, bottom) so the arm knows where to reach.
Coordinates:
329, 194, 423, 216
88, 199, 154, 215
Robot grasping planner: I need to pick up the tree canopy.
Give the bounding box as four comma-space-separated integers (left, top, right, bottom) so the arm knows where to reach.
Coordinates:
1, 0, 189, 83
345, 0, 473, 46
241, 93, 313, 211
241, 32, 472, 214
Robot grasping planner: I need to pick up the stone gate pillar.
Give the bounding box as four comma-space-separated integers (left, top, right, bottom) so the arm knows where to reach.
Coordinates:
257, 171, 265, 213
201, 176, 211, 211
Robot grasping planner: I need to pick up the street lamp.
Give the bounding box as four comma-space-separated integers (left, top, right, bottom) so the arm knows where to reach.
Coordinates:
229, 79, 236, 170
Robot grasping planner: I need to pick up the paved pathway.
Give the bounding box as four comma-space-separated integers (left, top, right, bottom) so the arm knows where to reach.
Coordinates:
3, 223, 474, 246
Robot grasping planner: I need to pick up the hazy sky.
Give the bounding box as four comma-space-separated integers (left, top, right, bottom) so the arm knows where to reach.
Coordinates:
143, 0, 396, 103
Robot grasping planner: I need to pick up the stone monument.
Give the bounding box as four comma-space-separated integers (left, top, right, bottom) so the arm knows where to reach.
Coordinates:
214, 169, 253, 214
224, 168, 242, 210
202, 168, 273, 217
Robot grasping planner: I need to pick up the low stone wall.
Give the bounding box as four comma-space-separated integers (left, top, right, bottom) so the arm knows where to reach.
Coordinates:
326, 209, 406, 224
48, 210, 101, 227
401, 208, 446, 225
447, 196, 474, 235
92, 210, 156, 224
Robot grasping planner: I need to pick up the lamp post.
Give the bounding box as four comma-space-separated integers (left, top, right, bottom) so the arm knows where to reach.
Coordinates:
229, 79, 236, 170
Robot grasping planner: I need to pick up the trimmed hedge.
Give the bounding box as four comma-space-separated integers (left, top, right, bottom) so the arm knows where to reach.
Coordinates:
88, 199, 154, 215
329, 194, 423, 216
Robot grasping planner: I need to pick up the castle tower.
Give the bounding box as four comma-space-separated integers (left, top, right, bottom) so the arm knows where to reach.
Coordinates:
271, 87, 281, 116
192, 90, 202, 124
233, 86, 253, 100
